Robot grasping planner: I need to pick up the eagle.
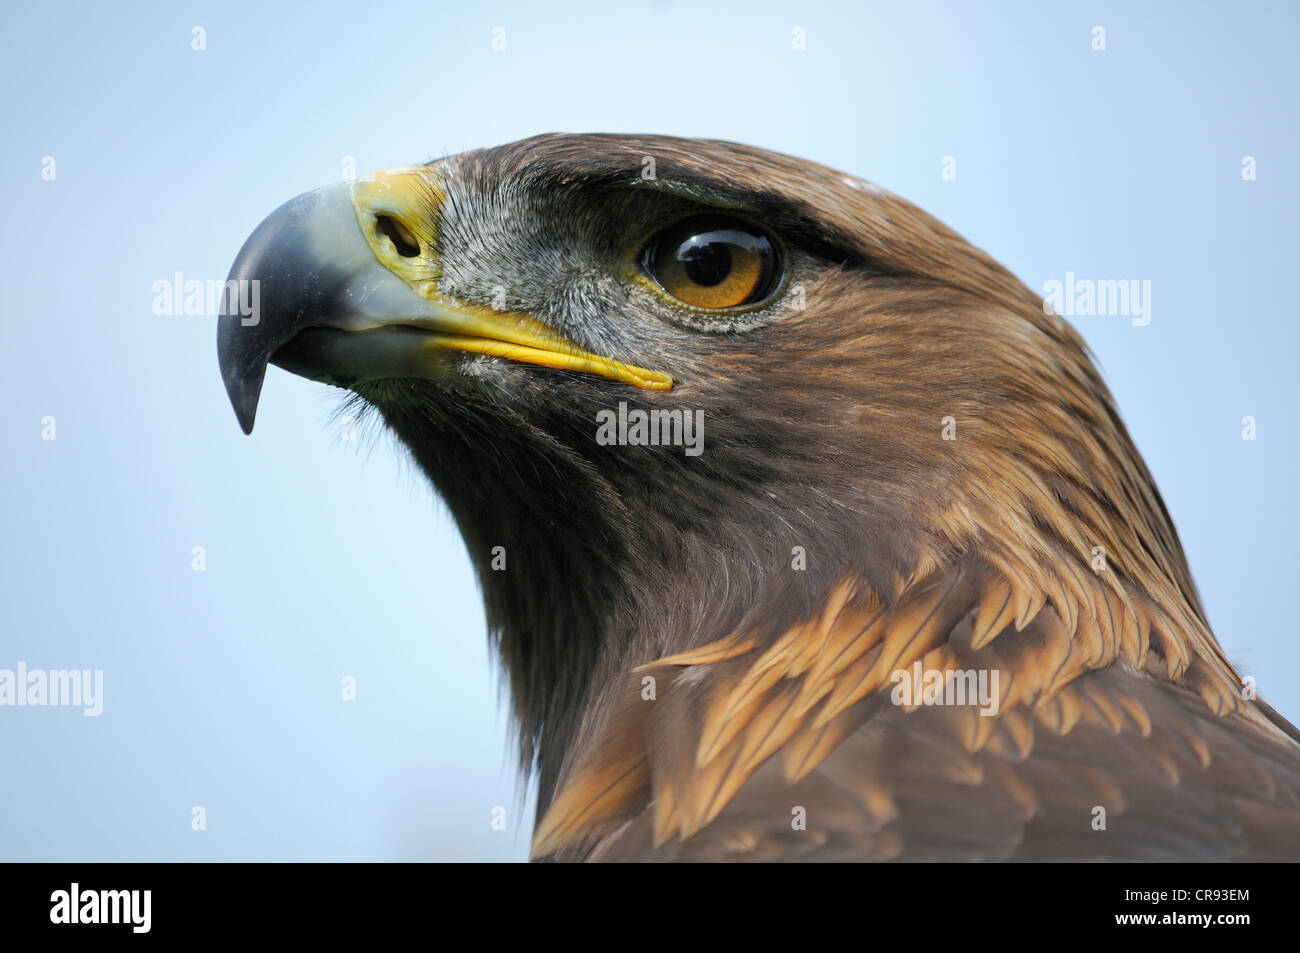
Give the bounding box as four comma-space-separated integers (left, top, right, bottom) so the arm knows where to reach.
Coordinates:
217, 133, 1300, 861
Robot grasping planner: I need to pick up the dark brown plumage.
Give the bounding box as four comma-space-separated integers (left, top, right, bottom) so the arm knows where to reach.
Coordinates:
218, 133, 1300, 861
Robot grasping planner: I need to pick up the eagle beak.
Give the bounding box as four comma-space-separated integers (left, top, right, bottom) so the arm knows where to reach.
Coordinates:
217, 167, 672, 434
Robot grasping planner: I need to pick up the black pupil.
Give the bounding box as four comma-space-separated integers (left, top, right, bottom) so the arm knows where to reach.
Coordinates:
678, 239, 732, 287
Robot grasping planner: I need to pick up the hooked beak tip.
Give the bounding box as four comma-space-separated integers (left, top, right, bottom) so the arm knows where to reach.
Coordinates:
235, 402, 258, 436
226, 369, 263, 435
218, 336, 266, 435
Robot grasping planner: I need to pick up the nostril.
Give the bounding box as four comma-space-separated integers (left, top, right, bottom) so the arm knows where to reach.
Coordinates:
376, 214, 420, 258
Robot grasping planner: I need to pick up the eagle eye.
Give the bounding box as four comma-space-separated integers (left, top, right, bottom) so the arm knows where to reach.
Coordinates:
642, 215, 780, 310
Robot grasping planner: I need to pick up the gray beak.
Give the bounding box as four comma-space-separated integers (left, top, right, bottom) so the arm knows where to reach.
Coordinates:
216, 180, 439, 434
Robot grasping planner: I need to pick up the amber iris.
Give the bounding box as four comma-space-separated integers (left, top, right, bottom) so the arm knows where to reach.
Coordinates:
644, 215, 779, 309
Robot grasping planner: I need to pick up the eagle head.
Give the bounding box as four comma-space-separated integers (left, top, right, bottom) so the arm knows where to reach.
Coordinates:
218, 134, 1300, 861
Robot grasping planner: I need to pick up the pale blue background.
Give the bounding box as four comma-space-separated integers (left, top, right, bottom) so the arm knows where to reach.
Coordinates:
1, 1, 1295, 861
